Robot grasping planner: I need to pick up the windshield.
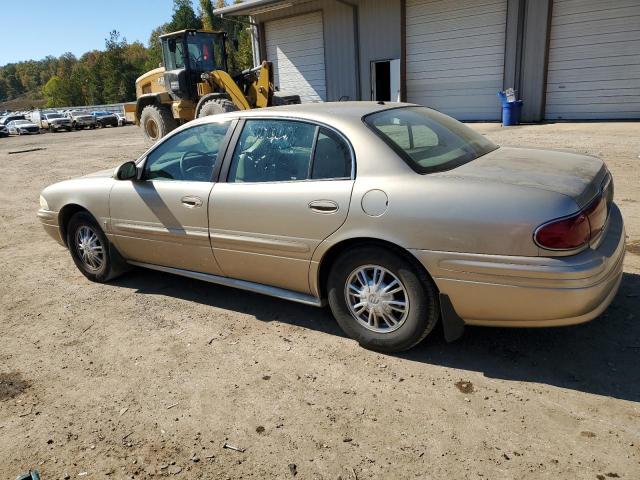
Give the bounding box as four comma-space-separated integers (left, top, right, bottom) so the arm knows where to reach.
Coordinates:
163, 32, 223, 72
186, 32, 222, 71
46, 114, 62, 119
364, 107, 498, 174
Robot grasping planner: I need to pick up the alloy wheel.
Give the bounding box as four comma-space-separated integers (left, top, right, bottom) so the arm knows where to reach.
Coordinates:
344, 265, 409, 333
75, 226, 104, 271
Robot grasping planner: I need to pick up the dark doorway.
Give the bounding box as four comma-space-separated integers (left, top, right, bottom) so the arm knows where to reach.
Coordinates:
372, 60, 391, 101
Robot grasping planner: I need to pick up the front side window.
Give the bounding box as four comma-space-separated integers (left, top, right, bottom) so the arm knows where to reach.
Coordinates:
163, 38, 186, 70
143, 121, 231, 182
227, 119, 352, 183
364, 107, 498, 173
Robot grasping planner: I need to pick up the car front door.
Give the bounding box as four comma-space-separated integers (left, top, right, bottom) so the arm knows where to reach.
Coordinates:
110, 120, 234, 275
210, 118, 355, 294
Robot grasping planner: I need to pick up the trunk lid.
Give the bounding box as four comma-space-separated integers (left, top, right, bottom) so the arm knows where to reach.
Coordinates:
439, 146, 607, 208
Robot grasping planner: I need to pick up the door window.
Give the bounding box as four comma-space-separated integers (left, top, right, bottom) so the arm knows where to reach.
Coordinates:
143, 122, 231, 182
311, 128, 352, 180
227, 119, 352, 183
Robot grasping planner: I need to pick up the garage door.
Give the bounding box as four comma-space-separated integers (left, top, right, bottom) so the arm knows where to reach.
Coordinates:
265, 12, 326, 103
545, 0, 640, 120
405, 0, 507, 120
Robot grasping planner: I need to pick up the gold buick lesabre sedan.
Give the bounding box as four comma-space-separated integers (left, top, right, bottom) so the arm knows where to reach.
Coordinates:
38, 102, 625, 352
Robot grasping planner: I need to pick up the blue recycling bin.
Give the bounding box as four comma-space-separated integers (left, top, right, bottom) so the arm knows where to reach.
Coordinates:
502, 100, 523, 126
498, 91, 523, 126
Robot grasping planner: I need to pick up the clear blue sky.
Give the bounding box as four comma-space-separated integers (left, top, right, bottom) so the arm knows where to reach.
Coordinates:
0, 0, 182, 65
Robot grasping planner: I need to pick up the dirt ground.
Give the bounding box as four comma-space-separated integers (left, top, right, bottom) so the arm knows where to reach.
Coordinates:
1, 122, 639, 479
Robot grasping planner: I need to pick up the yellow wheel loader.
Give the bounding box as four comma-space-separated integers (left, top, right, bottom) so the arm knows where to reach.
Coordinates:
132, 29, 300, 143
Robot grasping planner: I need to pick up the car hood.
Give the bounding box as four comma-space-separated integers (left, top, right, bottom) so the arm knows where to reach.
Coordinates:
438, 146, 606, 208
83, 168, 116, 179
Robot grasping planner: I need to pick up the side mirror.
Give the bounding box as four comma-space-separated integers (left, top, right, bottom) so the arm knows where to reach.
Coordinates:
116, 161, 138, 181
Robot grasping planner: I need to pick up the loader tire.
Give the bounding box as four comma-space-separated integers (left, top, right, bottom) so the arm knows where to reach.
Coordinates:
271, 94, 301, 106
197, 98, 238, 118
141, 105, 177, 144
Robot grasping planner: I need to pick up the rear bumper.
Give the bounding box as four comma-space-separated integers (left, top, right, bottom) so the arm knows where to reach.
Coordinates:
410, 204, 625, 327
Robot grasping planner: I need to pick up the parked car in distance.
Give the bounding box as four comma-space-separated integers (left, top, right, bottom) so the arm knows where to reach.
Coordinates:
38, 102, 625, 352
66, 111, 96, 130
0, 114, 25, 126
41, 113, 73, 132
8, 119, 40, 135
115, 112, 129, 126
0, 124, 8, 137
92, 111, 119, 128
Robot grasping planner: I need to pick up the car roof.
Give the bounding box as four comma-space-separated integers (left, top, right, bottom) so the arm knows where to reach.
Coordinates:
190, 101, 417, 128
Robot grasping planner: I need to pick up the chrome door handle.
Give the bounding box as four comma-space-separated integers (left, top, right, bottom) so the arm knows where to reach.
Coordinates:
181, 196, 203, 208
309, 200, 339, 214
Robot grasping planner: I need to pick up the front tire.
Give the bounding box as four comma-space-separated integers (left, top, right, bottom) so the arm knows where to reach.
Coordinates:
327, 247, 439, 352
67, 212, 128, 283
141, 104, 177, 144
197, 98, 238, 118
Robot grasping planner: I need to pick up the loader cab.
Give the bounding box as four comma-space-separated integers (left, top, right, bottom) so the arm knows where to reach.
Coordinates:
161, 29, 227, 101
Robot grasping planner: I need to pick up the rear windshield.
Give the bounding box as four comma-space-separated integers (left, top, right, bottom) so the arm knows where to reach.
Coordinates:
364, 106, 498, 174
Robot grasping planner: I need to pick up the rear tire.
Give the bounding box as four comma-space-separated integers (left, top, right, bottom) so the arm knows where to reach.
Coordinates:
66, 212, 128, 283
327, 247, 439, 352
197, 98, 238, 118
141, 104, 177, 144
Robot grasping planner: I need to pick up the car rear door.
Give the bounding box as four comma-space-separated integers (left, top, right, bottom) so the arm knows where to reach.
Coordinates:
109, 120, 234, 275
210, 118, 355, 294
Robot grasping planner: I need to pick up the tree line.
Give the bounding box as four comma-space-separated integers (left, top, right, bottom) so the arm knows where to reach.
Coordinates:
0, 0, 252, 108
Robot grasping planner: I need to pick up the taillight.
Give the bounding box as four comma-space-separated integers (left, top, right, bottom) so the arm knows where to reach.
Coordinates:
534, 193, 607, 251
584, 194, 607, 239
534, 212, 590, 250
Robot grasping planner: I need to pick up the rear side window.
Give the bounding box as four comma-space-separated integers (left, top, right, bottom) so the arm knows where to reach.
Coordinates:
312, 128, 352, 180
364, 106, 498, 174
227, 119, 352, 183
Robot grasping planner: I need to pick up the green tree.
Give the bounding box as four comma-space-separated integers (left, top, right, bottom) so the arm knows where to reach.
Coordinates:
101, 31, 139, 103
234, 26, 254, 71
167, 0, 203, 31
42, 76, 65, 107
200, 0, 215, 30
1, 64, 24, 98
200, 0, 227, 30
146, 23, 169, 71
0, 78, 8, 101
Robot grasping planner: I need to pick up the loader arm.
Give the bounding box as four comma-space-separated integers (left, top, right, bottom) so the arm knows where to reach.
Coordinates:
210, 70, 251, 110
249, 62, 272, 108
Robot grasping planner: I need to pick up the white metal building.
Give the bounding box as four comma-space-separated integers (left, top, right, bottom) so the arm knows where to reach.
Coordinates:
216, 0, 640, 122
